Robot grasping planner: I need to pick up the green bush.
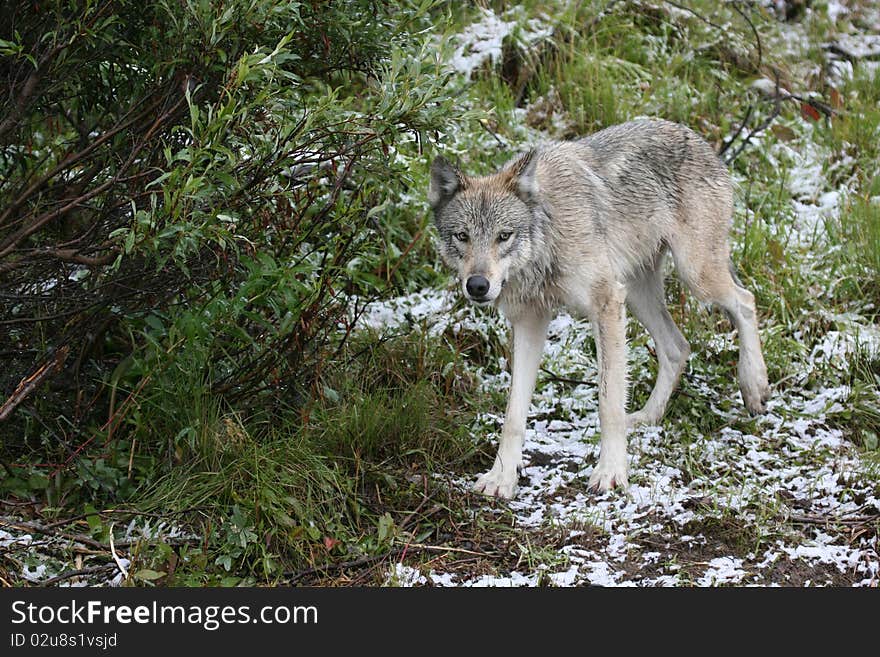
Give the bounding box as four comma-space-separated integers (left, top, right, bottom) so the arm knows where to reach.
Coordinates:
0, 0, 462, 462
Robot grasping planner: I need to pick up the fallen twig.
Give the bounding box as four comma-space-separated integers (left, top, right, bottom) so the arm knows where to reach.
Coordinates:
1, 520, 110, 552
788, 513, 877, 527
41, 506, 211, 530
0, 519, 197, 552
284, 546, 424, 584
38, 564, 117, 587
394, 541, 494, 557
398, 475, 435, 533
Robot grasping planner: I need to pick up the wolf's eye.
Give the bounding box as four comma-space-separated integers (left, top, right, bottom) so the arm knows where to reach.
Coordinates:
497, 231, 513, 242
454, 231, 469, 242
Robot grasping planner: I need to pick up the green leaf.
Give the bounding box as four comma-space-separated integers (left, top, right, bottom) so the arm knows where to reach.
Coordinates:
84, 504, 102, 534
144, 314, 164, 333
377, 512, 395, 543
322, 385, 340, 403
134, 569, 166, 582
27, 474, 49, 491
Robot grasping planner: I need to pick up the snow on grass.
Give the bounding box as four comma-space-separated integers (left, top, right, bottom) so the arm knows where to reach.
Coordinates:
358, 289, 457, 333
21, 563, 50, 582
809, 328, 880, 371
823, 1, 880, 84
696, 557, 747, 586
0, 529, 33, 548
373, 5, 880, 587
448, 7, 553, 78
0, 516, 190, 587
826, 1, 850, 24
368, 287, 879, 587
830, 32, 880, 59
759, 121, 853, 248
387, 563, 427, 587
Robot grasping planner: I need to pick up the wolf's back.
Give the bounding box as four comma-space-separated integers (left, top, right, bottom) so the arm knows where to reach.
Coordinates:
577, 118, 728, 188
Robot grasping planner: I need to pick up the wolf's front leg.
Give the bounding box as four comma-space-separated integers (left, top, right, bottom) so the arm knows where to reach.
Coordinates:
589, 285, 630, 492
474, 310, 551, 499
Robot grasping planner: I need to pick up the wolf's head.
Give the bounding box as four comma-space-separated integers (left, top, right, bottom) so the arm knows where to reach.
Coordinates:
428, 151, 539, 305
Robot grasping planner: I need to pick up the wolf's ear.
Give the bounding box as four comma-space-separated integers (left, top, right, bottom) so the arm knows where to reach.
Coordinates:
505, 149, 539, 204
429, 156, 467, 209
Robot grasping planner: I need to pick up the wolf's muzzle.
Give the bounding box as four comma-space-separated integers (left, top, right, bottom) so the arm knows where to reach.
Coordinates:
466, 275, 490, 301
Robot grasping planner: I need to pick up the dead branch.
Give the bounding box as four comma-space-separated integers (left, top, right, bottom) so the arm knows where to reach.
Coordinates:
0, 94, 164, 230
730, 1, 763, 71
0, 346, 69, 422
37, 564, 119, 587
284, 546, 424, 584
723, 72, 783, 164
0, 518, 198, 552
718, 104, 754, 158
0, 94, 185, 259
540, 367, 592, 387
663, 0, 726, 32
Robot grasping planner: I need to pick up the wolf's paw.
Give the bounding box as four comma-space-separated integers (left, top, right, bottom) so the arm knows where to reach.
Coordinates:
473, 466, 518, 500
626, 410, 660, 429
588, 458, 628, 493
741, 378, 771, 415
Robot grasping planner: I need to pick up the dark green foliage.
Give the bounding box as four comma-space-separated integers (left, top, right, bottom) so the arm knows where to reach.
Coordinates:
0, 1, 460, 460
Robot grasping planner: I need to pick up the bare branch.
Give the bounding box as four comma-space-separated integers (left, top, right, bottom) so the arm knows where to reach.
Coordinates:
0, 346, 70, 421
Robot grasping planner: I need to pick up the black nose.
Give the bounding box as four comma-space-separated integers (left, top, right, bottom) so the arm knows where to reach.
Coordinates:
466, 275, 490, 299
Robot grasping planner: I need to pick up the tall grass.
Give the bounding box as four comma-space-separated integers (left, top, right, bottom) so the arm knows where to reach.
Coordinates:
130, 328, 484, 580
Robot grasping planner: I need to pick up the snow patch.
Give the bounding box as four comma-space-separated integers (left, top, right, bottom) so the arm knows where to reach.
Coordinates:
696, 557, 747, 586
448, 7, 553, 78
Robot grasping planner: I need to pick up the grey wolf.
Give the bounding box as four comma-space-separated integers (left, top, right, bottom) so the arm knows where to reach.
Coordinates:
429, 118, 770, 499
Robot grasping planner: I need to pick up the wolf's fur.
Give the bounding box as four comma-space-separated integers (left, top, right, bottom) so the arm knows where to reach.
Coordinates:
429, 119, 771, 499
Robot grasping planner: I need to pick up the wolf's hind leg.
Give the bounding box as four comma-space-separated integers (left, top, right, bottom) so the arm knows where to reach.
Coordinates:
718, 272, 771, 414
474, 309, 551, 499
625, 260, 690, 428
679, 254, 770, 414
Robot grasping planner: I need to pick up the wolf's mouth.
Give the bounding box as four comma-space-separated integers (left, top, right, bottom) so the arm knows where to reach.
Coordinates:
468, 280, 507, 305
